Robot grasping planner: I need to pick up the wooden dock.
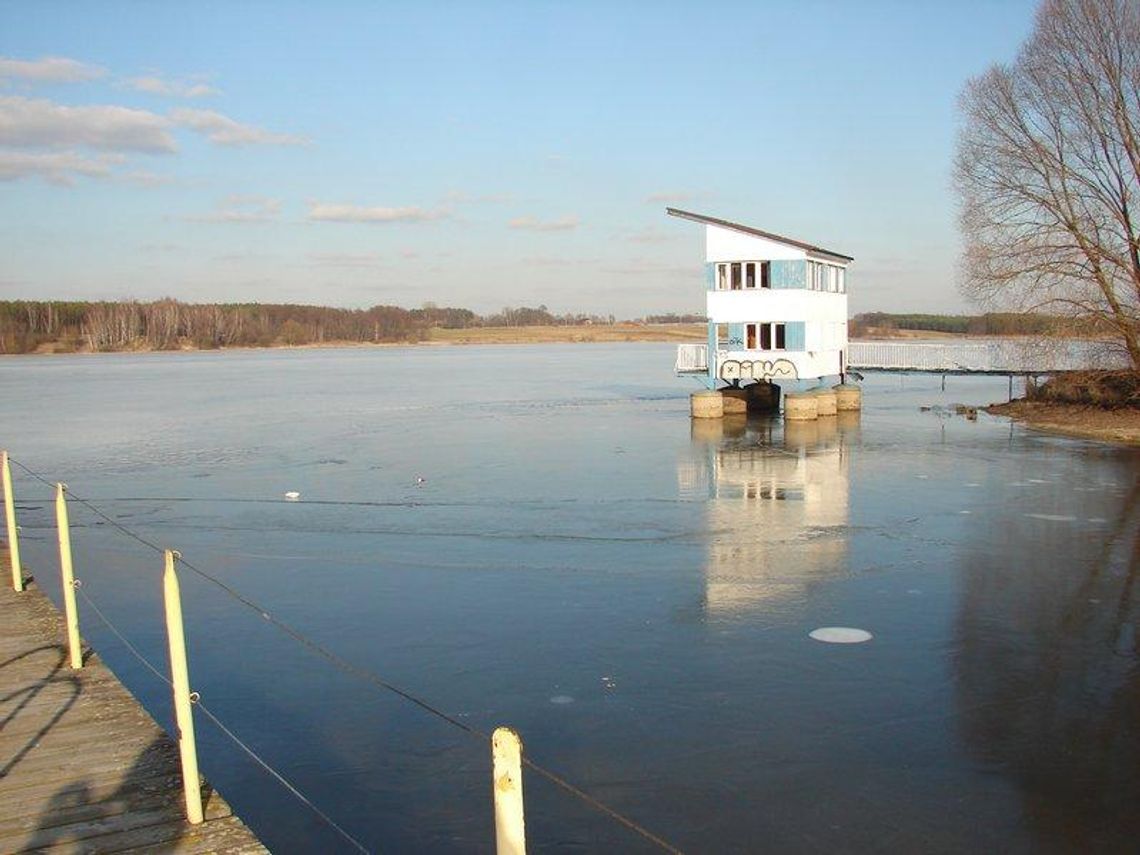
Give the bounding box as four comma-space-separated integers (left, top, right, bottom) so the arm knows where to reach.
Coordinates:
0, 572, 267, 853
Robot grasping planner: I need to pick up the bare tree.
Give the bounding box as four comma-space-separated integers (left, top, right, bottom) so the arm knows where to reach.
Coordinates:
956, 0, 1140, 368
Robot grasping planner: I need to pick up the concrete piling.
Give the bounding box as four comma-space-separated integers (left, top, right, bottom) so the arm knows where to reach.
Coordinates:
784, 392, 819, 421
690, 390, 724, 419
833, 383, 862, 411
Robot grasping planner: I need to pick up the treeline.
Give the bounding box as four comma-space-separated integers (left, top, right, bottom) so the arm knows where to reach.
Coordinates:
0, 300, 626, 354
644, 312, 705, 324
849, 312, 1102, 337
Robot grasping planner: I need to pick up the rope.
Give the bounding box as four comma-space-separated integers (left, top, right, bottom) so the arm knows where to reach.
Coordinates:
77, 580, 370, 854
193, 702, 370, 854
7, 455, 685, 854
9, 458, 167, 555
76, 585, 171, 688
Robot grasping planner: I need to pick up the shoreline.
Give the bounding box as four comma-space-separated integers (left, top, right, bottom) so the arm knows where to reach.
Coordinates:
986, 400, 1140, 446
2, 323, 708, 356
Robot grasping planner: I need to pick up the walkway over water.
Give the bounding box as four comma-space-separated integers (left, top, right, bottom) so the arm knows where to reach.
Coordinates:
0, 568, 266, 854
676, 338, 1128, 376
847, 338, 1128, 375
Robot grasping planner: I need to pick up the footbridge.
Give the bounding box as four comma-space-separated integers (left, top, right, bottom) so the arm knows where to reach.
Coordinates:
846, 338, 1128, 375
676, 338, 1128, 378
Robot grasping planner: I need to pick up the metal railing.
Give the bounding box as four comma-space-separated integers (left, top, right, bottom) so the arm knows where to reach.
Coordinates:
675, 343, 708, 373
848, 338, 1129, 374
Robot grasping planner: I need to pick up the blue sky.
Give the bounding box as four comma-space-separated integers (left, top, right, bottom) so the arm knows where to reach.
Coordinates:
1, 1, 1038, 317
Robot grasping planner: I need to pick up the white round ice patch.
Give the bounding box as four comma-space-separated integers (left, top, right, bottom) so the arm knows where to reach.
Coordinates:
550, 695, 574, 705
810, 627, 873, 644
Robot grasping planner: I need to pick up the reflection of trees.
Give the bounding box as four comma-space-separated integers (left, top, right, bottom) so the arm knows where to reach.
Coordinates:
954, 476, 1140, 847
681, 413, 858, 617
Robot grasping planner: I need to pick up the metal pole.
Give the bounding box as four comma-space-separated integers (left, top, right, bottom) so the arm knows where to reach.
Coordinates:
55, 484, 83, 669
492, 727, 526, 855
2, 451, 24, 592
163, 549, 204, 824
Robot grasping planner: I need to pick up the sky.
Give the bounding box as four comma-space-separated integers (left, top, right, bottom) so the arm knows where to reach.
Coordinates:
1, 1, 1040, 318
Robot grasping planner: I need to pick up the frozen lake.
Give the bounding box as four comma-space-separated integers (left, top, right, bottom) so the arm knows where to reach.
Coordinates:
3, 343, 1139, 853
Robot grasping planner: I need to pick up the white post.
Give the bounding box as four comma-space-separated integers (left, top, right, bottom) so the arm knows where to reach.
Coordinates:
55, 484, 83, 669
492, 726, 526, 855
2, 451, 24, 592
163, 549, 204, 824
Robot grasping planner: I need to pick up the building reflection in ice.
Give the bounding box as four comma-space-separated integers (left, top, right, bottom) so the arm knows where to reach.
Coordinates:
679, 411, 860, 616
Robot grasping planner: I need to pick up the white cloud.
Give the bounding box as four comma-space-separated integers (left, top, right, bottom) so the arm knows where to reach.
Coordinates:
0, 149, 123, 184
117, 169, 174, 187
168, 108, 304, 146
626, 228, 674, 244
127, 76, 219, 99
0, 56, 107, 83
508, 215, 579, 232
308, 252, 386, 268
0, 96, 306, 153
186, 194, 282, 223
308, 203, 449, 223
0, 95, 175, 151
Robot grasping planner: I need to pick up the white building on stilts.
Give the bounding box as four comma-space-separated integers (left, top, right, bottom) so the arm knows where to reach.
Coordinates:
669, 208, 854, 391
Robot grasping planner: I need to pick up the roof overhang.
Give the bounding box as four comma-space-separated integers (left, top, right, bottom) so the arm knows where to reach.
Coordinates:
667, 207, 853, 263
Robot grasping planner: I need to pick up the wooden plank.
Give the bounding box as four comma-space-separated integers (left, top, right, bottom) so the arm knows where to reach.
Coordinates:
0, 567, 267, 854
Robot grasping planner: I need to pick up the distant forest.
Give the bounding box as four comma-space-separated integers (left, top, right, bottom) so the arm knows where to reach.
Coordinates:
849, 312, 1101, 337
0, 301, 1091, 354
0, 300, 690, 354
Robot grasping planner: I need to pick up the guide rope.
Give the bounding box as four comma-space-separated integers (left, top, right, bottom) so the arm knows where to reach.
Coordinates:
8, 455, 685, 854
76, 579, 371, 854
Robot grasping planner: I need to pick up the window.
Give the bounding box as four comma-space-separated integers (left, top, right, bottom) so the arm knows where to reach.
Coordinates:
731, 263, 742, 290
838, 268, 846, 293
745, 263, 756, 289
717, 264, 728, 290
716, 324, 729, 347
761, 261, 771, 288
749, 322, 786, 351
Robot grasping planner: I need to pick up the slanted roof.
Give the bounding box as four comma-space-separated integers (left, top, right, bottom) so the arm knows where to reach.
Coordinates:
667, 207, 854, 263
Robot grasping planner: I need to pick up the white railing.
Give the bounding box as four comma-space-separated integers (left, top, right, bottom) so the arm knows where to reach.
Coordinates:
848, 338, 1129, 373
675, 343, 708, 373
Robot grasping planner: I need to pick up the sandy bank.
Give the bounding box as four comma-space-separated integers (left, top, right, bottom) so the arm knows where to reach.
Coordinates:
986, 400, 1140, 446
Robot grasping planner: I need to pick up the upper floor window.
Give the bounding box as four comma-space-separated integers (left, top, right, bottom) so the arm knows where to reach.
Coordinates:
807, 260, 846, 293
717, 261, 771, 290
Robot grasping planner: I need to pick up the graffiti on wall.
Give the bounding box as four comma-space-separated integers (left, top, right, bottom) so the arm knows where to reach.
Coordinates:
719, 359, 798, 381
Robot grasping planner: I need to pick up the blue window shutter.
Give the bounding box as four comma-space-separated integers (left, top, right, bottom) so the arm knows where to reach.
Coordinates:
728, 323, 745, 348
705, 263, 716, 291
786, 321, 805, 350
771, 260, 807, 289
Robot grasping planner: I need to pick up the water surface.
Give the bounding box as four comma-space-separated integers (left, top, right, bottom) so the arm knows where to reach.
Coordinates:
2, 344, 1139, 853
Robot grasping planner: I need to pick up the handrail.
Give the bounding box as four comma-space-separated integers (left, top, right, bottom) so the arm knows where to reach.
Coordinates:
3, 453, 684, 855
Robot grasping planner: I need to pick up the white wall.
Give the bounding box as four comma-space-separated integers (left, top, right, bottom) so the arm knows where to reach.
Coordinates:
714, 349, 844, 382
707, 290, 847, 325
705, 225, 806, 262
